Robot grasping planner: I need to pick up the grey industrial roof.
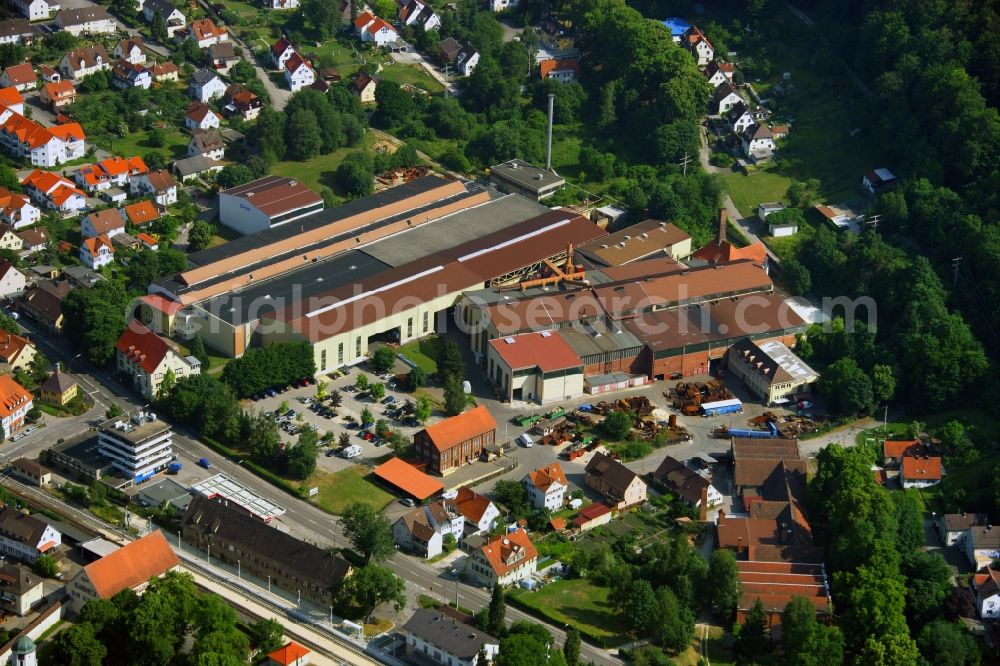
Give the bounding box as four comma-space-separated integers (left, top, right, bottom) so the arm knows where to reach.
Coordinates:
359, 194, 550, 267
402, 609, 498, 659
558, 320, 643, 359
197, 249, 390, 326
490, 159, 565, 193
134, 477, 192, 511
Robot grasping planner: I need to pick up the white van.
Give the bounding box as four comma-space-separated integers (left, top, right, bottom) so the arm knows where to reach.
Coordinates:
341, 444, 363, 459
518, 433, 533, 448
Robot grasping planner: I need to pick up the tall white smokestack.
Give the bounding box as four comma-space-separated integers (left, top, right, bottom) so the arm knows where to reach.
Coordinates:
546, 93, 555, 172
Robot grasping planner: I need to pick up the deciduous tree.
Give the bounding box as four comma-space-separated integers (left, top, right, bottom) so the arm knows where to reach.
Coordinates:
341, 502, 395, 562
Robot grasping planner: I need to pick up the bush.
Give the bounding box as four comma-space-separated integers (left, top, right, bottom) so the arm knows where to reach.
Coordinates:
710, 152, 734, 168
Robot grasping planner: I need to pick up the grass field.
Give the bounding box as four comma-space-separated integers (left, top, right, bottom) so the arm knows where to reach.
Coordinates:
675, 625, 734, 666
720, 170, 792, 218
306, 465, 394, 514
379, 63, 445, 94
271, 132, 378, 195
396, 335, 442, 374
105, 128, 190, 162
510, 579, 629, 646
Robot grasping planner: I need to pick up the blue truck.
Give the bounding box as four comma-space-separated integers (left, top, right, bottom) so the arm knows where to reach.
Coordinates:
700, 398, 743, 417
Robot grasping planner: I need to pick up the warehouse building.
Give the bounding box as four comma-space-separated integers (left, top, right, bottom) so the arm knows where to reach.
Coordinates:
726, 337, 818, 405
577, 219, 692, 265
217, 175, 324, 235
486, 331, 584, 403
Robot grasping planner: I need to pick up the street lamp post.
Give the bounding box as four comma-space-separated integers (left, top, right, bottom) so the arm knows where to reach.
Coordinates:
267, 576, 271, 594
237, 560, 240, 580
206, 544, 210, 565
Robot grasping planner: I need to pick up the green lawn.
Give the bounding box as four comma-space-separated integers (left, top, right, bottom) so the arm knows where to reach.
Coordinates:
103, 129, 190, 162
306, 465, 394, 514
396, 335, 442, 374
271, 133, 377, 195
509, 579, 630, 646
379, 63, 445, 94
720, 171, 792, 218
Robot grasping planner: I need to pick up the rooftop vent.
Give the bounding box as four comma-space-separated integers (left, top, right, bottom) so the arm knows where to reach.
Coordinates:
624, 235, 631, 240
289, 180, 297, 186
540, 331, 552, 337
504, 337, 515, 344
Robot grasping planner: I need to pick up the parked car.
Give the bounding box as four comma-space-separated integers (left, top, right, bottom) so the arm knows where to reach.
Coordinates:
382, 396, 396, 404
265, 388, 277, 397
400, 498, 416, 507
325, 449, 338, 457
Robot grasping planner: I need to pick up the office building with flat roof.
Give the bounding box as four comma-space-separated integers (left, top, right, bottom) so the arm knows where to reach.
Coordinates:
96, 412, 172, 484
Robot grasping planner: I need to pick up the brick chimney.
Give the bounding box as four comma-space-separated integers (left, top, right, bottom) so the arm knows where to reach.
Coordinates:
717, 209, 728, 246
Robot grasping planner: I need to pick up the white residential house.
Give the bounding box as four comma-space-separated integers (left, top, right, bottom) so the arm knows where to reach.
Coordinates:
59, 45, 111, 80
269, 37, 295, 69
74, 156, 147, 193
489, 0, 517, 10
522, 463, 567, 511
116, 320, 201, 400
0, 188, 39, 229
713, 83, 742, 116
354, 12, 398, 47
704, 61, 734, 88
113, 37, 147, 65
54, 6, 116, 36
465, 529, 537, 588
283, 53, 315, 92
131, 169, 178, 206
900, 455, 942, 489
21, 169, 85, 213
683, 26, 714, 67
9, 0, 56, 22
81, 208, 125, 239
414, 5, 440, 30
728, 102, 754, 135
184, 102, 220, 130
111, 61, 151, 90
402, 609, 499, 666
266, 0, 298, 8
187, 129, 224, 160
392, 502, 465, 559
0, 261, 25, 298
142, 0, 185, 38
188, 18, 228, 48
451, 487, 500, 536
938, 513, 989, 547
742, 123, 776, 161
0, 63, 34, 92
455, 46, 480, 77
965, 525, 1000, 570
79, 234, 114, 269
188, 68, 226, 102
976, 568, 1000, 620
0, 506, 59, 562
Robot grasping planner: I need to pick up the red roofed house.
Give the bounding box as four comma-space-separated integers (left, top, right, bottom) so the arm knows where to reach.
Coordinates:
466, 528, 537, 587
414, 404, 497, 476
136, 293, 184, 336
22, 169, 85, 212
267, 642, 310, 666
0, 106, 86, 167
585, 452, 647, 509
66, 531, 180, 612
486, 330, 584, 404
572, 502, 612, 532
683, 25, 714, 66
269, 38, 296, 69
0, 63, 36, 91
355, 12, 398, 47
130, 169, 177, 206
0, 87, 24, 114
116, 320, 200, 399
137, 232, 158, 250
882, 439, 918, 467
0, 187, 39, 229
79, 234, 114, 269
704, 61, 735, 88
450, 486, 500, 535
40, 80, 76, 109
188, 18, 228, 48
735, 560, 832, 629
0, 374, 32, 439
223, 83, 262, 121
691, 209, 768, 269
900, 455, 943, 489
976, 566, 1000, 620
75, 155, 148, 192
522, 462, 568, 511
185, 101, 220, 130
372, 456, 444, 500
0, 505, 60, 562
0, 332, 35, 372
150, 62, 179, 82
539, 58, 579, 83
119, 199, 163, 227
284, 52, 316, 92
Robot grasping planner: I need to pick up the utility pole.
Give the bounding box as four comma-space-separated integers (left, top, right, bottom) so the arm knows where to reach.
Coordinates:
952, 257, 962, 286
678, 152, 693, 177
866, 213, 881, 233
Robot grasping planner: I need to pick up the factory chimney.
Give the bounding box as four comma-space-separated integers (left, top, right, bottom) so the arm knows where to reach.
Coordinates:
546, 93, 555, 172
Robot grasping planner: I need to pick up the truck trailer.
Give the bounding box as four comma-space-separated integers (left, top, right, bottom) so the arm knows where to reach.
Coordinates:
700, 398, 743, 417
